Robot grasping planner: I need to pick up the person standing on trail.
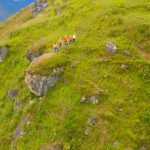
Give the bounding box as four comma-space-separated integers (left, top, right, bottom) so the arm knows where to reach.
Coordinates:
69, 34, 73, 44
59, 37, 63, 48
67, 36, 71, 45
72, 33, 76, 42
53, 43, 59, 53
64, 35, 68, 46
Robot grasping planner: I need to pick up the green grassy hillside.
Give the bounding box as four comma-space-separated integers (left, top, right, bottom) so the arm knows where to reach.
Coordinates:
0, 0, 150, 149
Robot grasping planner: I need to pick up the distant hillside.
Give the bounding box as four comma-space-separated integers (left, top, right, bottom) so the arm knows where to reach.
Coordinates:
0, 0, 150, 150
0, 0, 34, 22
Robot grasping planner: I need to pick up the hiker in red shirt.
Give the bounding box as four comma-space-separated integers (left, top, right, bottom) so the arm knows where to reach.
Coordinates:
67, 36, 71, 45
64, 35, 68, 46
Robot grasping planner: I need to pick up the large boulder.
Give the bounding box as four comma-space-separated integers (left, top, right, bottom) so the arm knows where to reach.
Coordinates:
25, 73, 60, 96
26, 50, 43, 62
0, 46, 9, 62
25, 68, 63, 96
25, 53, 64, 96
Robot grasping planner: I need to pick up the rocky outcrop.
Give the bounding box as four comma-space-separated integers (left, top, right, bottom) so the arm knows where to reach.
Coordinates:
32, 0, 48, 16
25, 52, 64, 96
26, 50, 43, 62
0, 46, 9, 62
105, 42, 117, 54
25, 73, 59, 96
25, 65, 63, 96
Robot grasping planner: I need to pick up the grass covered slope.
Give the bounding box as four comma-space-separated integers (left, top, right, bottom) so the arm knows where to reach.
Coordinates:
0, 0, 150, 149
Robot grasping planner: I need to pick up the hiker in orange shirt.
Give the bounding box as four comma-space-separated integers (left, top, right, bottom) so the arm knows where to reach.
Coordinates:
64, 35, 68, 46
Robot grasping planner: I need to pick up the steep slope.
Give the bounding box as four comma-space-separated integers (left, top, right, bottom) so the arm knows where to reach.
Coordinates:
0, 0, 150, 149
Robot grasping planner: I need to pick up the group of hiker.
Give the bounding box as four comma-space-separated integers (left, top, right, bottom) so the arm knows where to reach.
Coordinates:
53, 33, 77, 53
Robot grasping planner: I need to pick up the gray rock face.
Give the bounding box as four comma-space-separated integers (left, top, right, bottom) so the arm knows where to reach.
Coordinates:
40, 143, 63, 150
8, 89, 18, 99
32, 1, 48, 16
0, 46, 9, 62
26, 50, 43, 62
25, 68, 63, 96
106, 42, 117, 54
